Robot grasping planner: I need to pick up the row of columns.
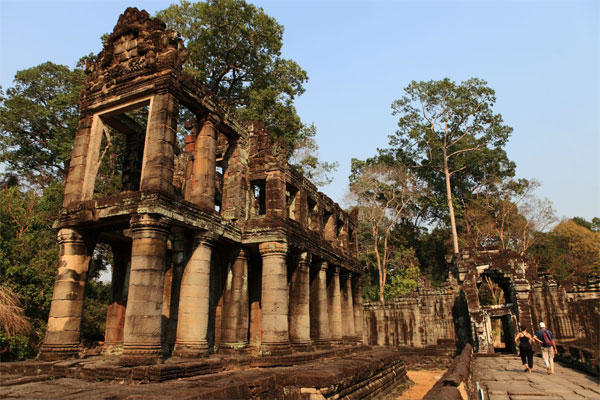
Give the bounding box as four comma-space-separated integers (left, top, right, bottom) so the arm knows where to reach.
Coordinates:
41, 219, 364, 362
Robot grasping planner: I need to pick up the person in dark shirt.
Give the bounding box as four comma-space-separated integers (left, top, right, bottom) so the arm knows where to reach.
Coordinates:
535, 321, 558, 374
515, 325, 540, 373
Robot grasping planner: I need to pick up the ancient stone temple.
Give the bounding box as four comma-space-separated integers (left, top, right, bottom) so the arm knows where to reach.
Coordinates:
365, 247, 599, 365
39, 8, 363, 365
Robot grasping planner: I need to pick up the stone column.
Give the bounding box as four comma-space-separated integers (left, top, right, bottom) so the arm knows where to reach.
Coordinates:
172, 233, 214, 357
340, 271, 356, 344
310, 261, 331, 349
120, 214, 170, 365
265, 170, 286, 219
140, 92, 178, 194
352, 275, 364, 344
221, 137, 249, 221
289, 251, 312, 351
189, 115, 219, 210
162, 232, 186, 355
259, 242, 291, 355
103, 244, 131, 355
221, 249, 249, 351
40, 229, 93, 360
327, 266, 343, 346
63, 115, 93, 206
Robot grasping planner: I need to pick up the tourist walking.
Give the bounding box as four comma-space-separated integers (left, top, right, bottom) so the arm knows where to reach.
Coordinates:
515, 325, 536, 373
535, 322, 558, 374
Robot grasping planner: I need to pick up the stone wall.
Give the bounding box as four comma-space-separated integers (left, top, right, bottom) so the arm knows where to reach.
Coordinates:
363, 285, 460, 349
529, 277, 599, 345
362, 251, 599, 358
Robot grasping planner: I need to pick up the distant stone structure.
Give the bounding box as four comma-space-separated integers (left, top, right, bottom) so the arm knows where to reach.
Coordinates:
365, 249, 599, 359
39, 8, 363, 365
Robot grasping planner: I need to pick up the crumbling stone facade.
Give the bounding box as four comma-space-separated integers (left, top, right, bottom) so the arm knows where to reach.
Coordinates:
364, 249, 599, 358
39, 8, 363, 365
363, 282, 459, 349
455, 249, 533, 354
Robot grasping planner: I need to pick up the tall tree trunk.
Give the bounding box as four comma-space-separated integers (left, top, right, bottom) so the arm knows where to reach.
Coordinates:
444, 163, 460, 255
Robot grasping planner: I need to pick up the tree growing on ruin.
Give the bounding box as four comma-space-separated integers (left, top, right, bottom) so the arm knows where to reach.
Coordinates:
157, 0, 307, 148
157, 0, 337, 185
385, 78, 514, 255
349, 160, 422, 303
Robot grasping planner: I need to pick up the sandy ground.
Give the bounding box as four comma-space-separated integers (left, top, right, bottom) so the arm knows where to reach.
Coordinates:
398, 370, 446, 400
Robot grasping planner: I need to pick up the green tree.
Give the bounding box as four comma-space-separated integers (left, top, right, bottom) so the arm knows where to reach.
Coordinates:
349, 160, 422, 303
385, 78, 514, 255
157, 0, 311, 151
0, 62, 84, 187
530, 219, 600, 282
0, 183, 63, 359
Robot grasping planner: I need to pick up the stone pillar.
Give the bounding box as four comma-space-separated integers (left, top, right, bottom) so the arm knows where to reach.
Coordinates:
221, 137, 249, 221
259, 242, 291, 355
289, 251, 312, 351
327, 266, 343, 346
120, 214, 170, 365
172, 233, 214, 357
103, 244, 131, 355
340, 271, 356, 344
40, 229, 93, 360
189, 115, 218, 210
221, 249, 249, 351
352, 276, 364, 344
140, 92, 178, 194
63, 115, 93, 206
265, 170, 286, 219
310, 261, 331, 349
162, 232, 185, 355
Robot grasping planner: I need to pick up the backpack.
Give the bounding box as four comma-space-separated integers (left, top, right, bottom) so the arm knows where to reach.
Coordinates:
541, 329, 553, 347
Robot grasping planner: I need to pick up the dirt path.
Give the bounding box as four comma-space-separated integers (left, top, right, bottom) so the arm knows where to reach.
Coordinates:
398, 369, 445, 399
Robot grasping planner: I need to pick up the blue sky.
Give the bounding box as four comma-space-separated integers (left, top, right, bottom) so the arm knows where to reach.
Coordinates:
1, 0, 598, 221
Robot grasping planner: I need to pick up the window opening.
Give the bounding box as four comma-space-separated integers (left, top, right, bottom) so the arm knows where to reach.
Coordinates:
251, 180, 266, 216
93, 105, 148, 198
286, 184, 298, 220
336, 218, 344, 236
174, 105, 196, 198
307, 197, 317, 230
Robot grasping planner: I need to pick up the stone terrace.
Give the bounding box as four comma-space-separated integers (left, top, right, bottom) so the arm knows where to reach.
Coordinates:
0, 347, 407, 399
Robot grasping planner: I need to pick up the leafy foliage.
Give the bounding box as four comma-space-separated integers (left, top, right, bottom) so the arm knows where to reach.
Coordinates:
384, 78, 515, 253
0, 62, 84, 187
0, 182, 111, 359
349, 160, 422, 302
461, 178, 556, 255
530, 218, 600, 282
478, 276, 506, 306
289, 135, 339, 187
157, 0, 312, 151
0, 183, 62, 358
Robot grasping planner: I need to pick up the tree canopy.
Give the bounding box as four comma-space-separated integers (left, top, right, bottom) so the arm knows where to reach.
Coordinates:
0, 62, 84, 187
349, 159, 423, 303
384, 78, 515, 254
157, 0, 308, 149
158, 0, 336, 185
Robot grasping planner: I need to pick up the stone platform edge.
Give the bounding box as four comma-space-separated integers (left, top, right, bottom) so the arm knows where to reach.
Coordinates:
1, 346, 409, 400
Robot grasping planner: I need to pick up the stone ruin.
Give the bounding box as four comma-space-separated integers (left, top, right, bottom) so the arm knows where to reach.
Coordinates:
4, 7, 598, 399
364, 248, 599, 374
39, 8, 365, 365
